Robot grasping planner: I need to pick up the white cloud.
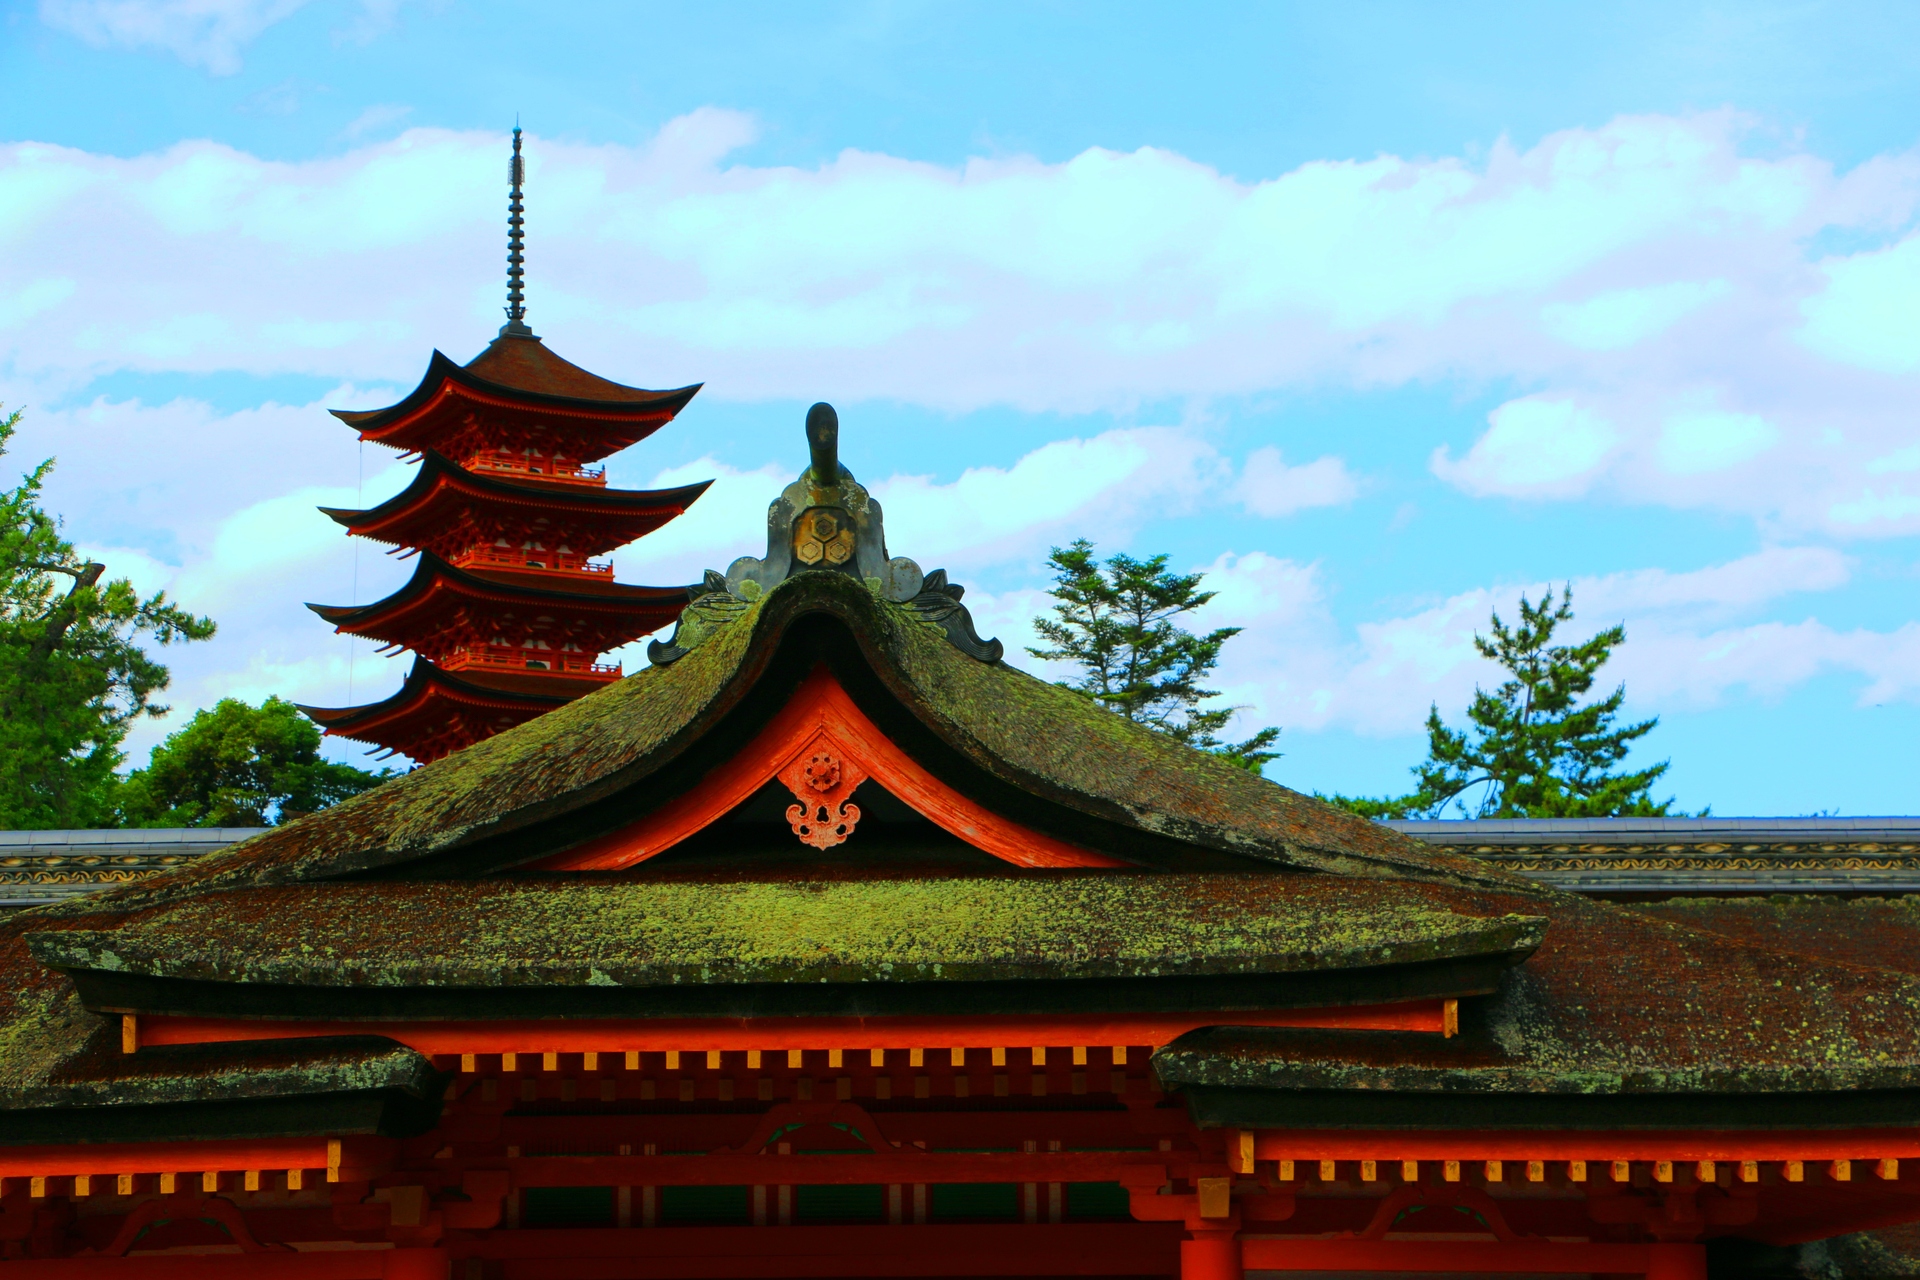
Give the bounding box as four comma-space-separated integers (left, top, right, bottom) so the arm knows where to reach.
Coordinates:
73, 543, 177, 599
1182, 546, 1891, 740
1541, 279, 1729, 351
1235, 447, 1359, 517
1800, 231, 1920, 374
1655, 409, 1777, 474
1575, 546, 1850, 615
1431, 397, 1618, 497
5, 111, 1920, 532
1868, 445, 1920, 474
606, 457, 787, 586
60, 403, 1234, 754
10, 110, 1920, 766
615, 427, 1226, 585
0, 278, 77, 330
39, 0, 311, 75
171, 483, 378, 610
342, 104, 413, 141
876, 427, 1222, 571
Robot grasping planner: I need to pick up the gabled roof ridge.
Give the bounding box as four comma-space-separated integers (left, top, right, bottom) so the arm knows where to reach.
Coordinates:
45, 574, 1545, 919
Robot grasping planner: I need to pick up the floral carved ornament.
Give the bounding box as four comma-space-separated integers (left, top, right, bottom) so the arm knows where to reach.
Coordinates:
777, 733, 868, 849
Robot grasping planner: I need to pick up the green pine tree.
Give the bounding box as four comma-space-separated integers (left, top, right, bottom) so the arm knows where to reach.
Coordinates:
118, 697, 394, 827
1325, 587, 1675, 818
1028, 539, 1280, 772
0, 407, 216, 827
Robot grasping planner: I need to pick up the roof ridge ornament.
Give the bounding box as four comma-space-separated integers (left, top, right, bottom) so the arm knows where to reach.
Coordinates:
648, 403, 1003, 665
499, 125, 535, 339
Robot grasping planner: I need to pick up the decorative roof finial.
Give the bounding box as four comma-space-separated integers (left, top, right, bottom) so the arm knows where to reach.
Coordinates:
647, 403, 1005, 666
500, 124, 534, 338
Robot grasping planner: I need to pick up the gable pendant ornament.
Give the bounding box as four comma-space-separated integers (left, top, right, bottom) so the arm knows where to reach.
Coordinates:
533, 665, 1122, 871
778, 735, 868, 848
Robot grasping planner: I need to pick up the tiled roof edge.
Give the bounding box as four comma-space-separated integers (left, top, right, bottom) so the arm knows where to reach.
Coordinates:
1386, 817, 1920, 845
0, 829, 261, 851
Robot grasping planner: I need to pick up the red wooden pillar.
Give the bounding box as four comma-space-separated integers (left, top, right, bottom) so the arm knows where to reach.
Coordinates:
383, 1248, 449, 1280
1646, 1243, 1709, 1280
1182, 1229, 1242, 1280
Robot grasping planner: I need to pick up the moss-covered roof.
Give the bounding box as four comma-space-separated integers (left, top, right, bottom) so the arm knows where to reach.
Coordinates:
7, 575, 1920, 1134
1156, 886, 1920, 1119
52, 573, 1521, 913
1633, 895, 1920, 976
27, 874, 1543, 992
0, 914, 441, 1142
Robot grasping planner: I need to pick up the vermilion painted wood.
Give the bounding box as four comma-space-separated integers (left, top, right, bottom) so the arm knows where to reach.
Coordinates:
1251, 1129, 1920, 1162
137, 1000, 1446, 1053
1238, 1238, 1705, 1277
0, 1137, 391, 1180
363, 380, 678, 445
467, 1222, 1182, 1276
532, 664, 1126, 870
472, 1151, 1157, 1186
0, 1257, 404, 1280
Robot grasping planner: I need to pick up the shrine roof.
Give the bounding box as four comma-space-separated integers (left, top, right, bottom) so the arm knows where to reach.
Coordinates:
11, 573, 1920, 1130
318, 450, 713, 535
332, 336, 701, 433
0, 917, 440, 1142
87, 571, 1525, 907
1157, 884, 1920, 1126
1634, 895, 1920, 977
26, 875, 1544, 1006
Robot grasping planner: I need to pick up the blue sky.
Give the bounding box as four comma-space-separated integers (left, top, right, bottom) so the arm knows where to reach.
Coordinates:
4, 0, 1919, 813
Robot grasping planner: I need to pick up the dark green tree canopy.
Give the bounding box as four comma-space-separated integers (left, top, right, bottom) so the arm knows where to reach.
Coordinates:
1328, 587, 1674, 819
1028, 538, 1279, 772
119, 696, 393, 828
0, 407, 216, 828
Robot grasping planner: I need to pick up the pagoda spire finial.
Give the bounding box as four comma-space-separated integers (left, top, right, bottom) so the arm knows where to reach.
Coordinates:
500, 123, 535, 338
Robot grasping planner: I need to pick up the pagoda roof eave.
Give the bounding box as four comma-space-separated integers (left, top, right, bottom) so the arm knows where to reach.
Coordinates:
335, 346, 702, 439
306, 552, 694, 631
319, 450, 712, 541
296, 658, 579, 736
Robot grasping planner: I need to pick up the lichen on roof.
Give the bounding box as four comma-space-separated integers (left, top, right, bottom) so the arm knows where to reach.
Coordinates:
45, 571, 1532, 914
1157, 885, 1920, 1100
29, 874, 1545, 990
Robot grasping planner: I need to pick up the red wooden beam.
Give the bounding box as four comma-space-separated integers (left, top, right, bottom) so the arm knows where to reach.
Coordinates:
0, 1137, 392, 1181
139, 1001, 1444, 1053
0, 1251, 436, 1279
1250, 1129, 1920, 1162
1239, 1237, 1705, 1277
463, 1223, 1182, 1278
462, 1151, 1161, 1187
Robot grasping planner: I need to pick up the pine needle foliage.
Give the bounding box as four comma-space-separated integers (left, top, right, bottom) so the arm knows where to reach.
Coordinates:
1326, 587, 1674, 819
0, 407, 216, 827
1029, 539, 1280, 772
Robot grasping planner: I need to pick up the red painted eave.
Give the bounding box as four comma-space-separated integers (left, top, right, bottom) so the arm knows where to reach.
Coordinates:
332, 342, 701, 455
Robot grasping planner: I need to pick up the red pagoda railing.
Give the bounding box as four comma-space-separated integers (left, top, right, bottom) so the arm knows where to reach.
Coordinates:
439, 647, 622, 680
461, 449, 606, 486
450, 546, 615, 576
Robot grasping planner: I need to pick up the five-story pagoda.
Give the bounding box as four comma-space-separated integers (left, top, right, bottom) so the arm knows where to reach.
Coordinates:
300, 129, 710, 764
